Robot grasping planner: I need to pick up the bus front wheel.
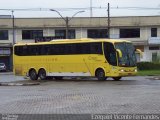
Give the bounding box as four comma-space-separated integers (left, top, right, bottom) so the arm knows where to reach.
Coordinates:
38, 69, 47, 80
29, 69, 38, 80
96, 69, 107, 81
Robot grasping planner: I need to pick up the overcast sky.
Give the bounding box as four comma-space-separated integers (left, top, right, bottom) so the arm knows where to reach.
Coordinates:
0, 0, 160, 17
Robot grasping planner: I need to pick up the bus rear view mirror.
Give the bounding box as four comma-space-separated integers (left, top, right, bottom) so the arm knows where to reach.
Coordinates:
116, 49, 122, 58
136, 49, 143, 58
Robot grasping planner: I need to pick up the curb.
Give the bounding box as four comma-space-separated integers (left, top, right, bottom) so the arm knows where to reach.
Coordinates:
0, 72, 13, 75
0, 82, 40, 86
148, 77, 160, 80
153, 77, 160, 80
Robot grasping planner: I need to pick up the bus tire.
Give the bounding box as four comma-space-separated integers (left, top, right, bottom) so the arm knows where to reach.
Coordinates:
96, 69, 107, 81
38, 69, 47, 80
113, 77, 121, 81
29, 69, 38, 80
54, 77, 63, 80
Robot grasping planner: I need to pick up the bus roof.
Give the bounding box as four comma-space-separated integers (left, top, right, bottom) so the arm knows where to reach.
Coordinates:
14, 38, 131, 46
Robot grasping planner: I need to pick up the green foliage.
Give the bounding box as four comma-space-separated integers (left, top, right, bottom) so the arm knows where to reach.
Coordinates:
137, 62, 160, 70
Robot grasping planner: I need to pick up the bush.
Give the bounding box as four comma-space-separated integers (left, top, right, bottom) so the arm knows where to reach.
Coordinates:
137, 62, 160, 70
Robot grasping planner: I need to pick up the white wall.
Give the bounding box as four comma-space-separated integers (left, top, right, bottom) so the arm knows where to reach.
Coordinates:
110, 28, 119, 39
76, 28, 87, 39
43, 28, 55, 36
141, 46, 151, 62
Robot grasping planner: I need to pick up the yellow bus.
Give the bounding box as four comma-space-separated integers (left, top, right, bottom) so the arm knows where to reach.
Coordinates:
13, 38, 140, 81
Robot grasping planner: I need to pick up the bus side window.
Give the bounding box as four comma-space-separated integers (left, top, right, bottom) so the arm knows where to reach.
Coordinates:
77, 43, 90, 54
54, 44, 60, 55
64, 44, 75, 55
34, 46, 38, 55
28, 45, 38, 55
50, 45, 55, 55
15, 46, 23, 56
39, 45, 50, 55
59, 44, 65, 55
37, 45, 42, 55
70, 44, 76, 54
91, 43, 102, 54
22, 46, 28, 56
46, 45, 51, 55
85, 43, 91, 54
27, 46, 31, 55
76, 44, 82, 54
39, 45, 44, 55
65, 44, 71, 54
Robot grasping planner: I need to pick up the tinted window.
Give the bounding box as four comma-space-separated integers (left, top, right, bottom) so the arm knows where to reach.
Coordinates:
149, 46, 159, 50
91, 42, 102, 54
38, 45, 46, 55
120, 28, 140, 38
22, 30, 43, 40
0, 30, 8, 40
87, 29, 108, 38
104, 42, 117, 66
55, 30, 75, 39
151, 28, 157, 37
64, 44, 76, 54
76, 43, 91, 54
14, 42, 103, 56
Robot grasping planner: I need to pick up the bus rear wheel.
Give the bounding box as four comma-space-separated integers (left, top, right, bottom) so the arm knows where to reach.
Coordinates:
38, 69, 47, 80
29, 69, 38, 80
113, 77, 122, 81
96, 69, 107, 81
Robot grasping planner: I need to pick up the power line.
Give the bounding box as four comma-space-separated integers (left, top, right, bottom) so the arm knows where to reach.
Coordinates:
0, 7, 160, 12
0, 8, 88, 12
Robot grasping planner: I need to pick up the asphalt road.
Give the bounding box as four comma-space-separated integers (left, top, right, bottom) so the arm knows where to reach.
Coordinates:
0, 73, 160, 119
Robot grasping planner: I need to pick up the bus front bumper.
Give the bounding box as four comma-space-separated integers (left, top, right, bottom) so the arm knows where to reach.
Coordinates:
106, 67, 137, 77
118, 71, 137, 77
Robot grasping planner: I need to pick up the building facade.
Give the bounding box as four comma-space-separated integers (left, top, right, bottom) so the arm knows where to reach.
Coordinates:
0, 16, 160, 70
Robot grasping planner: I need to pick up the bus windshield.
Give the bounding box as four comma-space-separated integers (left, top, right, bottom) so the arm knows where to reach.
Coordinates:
115, 42, 137, 67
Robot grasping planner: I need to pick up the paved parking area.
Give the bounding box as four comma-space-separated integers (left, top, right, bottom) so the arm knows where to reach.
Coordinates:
0, 73, 160, 116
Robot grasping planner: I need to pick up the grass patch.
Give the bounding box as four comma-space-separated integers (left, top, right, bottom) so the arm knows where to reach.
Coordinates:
137, 70, 160, 76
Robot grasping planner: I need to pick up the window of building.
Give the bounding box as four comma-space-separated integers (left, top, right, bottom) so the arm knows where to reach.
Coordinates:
152, 52, 158, 62
55, 29, 75, 39
0, 30, 8, 40
149, 46, 160, 50
0, 48, 11, 55
87, 29, 108, 38
22, 30, 43, 40
151, 28, 157, 37
120, 28, 140, 38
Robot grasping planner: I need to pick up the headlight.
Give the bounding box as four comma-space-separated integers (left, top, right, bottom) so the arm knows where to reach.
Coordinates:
135, 69, 137, 72
120, 69, 124, 72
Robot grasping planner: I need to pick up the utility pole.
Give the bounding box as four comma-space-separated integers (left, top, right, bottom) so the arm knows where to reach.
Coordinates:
66, 17, 69, 39
90, 0, 93, 17
12, 10, 15, 44
107, 3, 110, 39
